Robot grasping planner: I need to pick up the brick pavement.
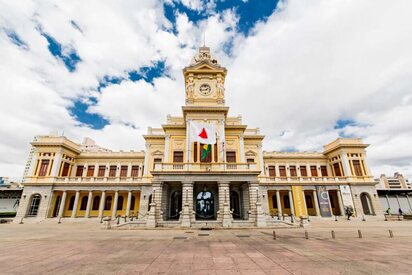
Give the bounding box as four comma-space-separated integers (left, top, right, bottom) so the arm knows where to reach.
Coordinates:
0, 220, 412, 274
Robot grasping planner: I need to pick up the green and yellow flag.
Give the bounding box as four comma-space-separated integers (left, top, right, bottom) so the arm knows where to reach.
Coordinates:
201, 144, 211, 160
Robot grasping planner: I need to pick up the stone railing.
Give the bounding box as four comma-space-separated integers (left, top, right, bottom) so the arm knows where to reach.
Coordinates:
153, 162, 258, 172
24, 176, 143, 185
262, 175, 374, 183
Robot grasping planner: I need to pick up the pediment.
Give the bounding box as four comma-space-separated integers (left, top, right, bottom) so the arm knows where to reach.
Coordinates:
184, 61, 226, 75
245, 150, 256, 157
151, 150, 163, 156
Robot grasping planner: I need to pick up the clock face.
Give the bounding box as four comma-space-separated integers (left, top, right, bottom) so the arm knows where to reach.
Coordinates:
199, 83, 212, 96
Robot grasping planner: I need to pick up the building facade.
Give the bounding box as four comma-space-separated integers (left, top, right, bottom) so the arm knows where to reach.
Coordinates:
376, 173, 412, 214
0, 177, 23, 217
15, 47, 383, 227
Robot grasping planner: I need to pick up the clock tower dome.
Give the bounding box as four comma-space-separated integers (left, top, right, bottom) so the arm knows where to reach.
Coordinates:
183, 47, 227, 106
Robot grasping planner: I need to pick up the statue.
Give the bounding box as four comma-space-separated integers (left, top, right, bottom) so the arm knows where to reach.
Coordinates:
216, 78, 225, 97
186, 78, 194, 97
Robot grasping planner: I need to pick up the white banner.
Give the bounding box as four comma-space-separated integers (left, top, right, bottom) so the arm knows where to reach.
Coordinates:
189, 121, 216, 144
339, 185, 355, 209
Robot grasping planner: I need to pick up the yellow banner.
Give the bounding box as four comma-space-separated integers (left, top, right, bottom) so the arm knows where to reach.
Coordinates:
292, 186, 307, 218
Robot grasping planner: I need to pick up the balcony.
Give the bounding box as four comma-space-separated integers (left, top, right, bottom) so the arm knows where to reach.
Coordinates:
262, 175, 374, 184
152, 162, 259, 173
24, 176, 144, 186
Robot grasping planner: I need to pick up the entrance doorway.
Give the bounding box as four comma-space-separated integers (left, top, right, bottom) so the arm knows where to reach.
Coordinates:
170, 190, 182, 220
360, 193, 373, 215
52, 195, 61, 217
195, 184, 217, 220
230, 191, 241, 219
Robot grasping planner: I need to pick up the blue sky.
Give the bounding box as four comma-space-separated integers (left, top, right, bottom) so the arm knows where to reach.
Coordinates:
1, 0, 412, 180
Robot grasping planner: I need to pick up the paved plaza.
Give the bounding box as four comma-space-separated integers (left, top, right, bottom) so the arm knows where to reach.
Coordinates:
1, 220, 412, 274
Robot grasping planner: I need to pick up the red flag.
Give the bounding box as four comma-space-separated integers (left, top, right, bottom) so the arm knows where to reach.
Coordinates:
198, 128, 208, 139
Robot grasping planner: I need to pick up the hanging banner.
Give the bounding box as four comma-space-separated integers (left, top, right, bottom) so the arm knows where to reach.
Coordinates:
292, 186, 307, 218
316, 186, 332, 217
339, 185, 355, 209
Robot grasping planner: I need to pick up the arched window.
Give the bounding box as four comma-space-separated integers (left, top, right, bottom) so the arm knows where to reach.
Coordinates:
283, 195, 290, 209
305, 195, 313, 208
230, 191, 240, 218
52, 195, 61, 217
105, 196, 112, 210
130, 195, 136, 211
271, 194, 277, 208
92, 196, 100, 211
170, 191, 182, 219
117, 196, 124, 210
360, 193, 373, 215
148, 194, 152, 211
68, 196, 75, 210
80, 196, 88, 210
27, 194, 41, 217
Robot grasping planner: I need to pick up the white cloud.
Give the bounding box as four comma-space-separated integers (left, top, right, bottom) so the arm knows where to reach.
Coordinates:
226, 0, 412, 178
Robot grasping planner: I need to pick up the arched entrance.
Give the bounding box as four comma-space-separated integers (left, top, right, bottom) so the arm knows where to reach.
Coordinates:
170, 191, 182, 220
360, 193, 374, 215
230, 191, 240, 219
196, 187, 215, 219
52, 195, 61, 217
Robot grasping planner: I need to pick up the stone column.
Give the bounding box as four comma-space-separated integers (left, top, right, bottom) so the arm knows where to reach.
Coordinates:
143, 144, 150, 176
181, 181, 194, 227
258, 144, 264, 175
340, 151, 352, 177
98, 191, 106, 219
239, 135, 245, 163
254, 183, 266, 227
218, 182, 230, 222
71, 191, 80, 218
85, 191, 93, 218
146, 182, 162, 228
164, 135, 170, 162
58, 191, 67, 218
50, 150, 63, 177
288, 190, 295, 216
186, 119, 191, 163
276, 190, 282, 216
313, 189, 321, 216
126, 191, 132, 217
112, 191, 119, 219
336, 189, 345, 216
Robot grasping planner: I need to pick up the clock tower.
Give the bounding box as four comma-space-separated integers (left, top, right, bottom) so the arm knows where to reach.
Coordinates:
183, 47, 227, 106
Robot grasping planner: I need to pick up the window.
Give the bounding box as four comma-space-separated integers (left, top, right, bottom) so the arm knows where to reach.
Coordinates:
247, 158, 254, 163
310, 166, 318, 177
173, 151, 184, 163
279, 166, 286, 177
61, 162, 70, 177
193, 143, 198, 162
117, 196, 124, 210
305, 195, 313, 208
38, 160, 49, 176
153, 159, 162, 169
300, 166, 307, 177
290, 166, 297, 177
131, 166, 139, 177
333, 163, 342, 177
76, 166, 84, 177
68, 196, 75, 210
271, 194, 277, 208
320, 166, 328, 177
104, 196, 112, 210
226, 151, 236, 163
92, 196, 100, 210
80, 196, 88, 210
87, 166, 95, 177
353, 160, 363, 176
98, 166, 106, 177
283, 195, 290, 208
130, 196, 136, 211
268, 166, 276, 177
109, 166, 117, 177
120, 166, 128, 177
27, 194, 41, 217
